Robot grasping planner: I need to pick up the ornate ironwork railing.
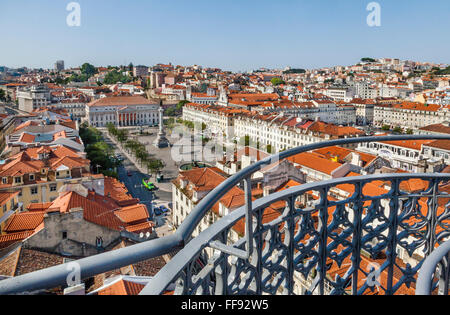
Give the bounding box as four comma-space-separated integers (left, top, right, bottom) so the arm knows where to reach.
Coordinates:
143, 173, 450, 295
0, 135, 449, 295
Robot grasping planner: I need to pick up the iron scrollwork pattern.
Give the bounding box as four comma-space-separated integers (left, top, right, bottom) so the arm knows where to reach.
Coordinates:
148, 174, 450, 295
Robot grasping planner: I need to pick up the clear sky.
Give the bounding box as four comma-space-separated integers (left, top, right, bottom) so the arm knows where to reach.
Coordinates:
0, 0, 449, 72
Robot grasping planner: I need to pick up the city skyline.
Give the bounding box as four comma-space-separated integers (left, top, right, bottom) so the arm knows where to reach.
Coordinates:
1, 0, 450, 71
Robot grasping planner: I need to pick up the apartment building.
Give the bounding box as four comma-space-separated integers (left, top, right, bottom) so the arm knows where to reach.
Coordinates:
186, 86, 218, 105
351, 98, 375, 126
233, 115, 364, 153
324, 86, 355, 102
133, 65, 149, 78
1, 180, 154, 257
0, 191, 20, 234
52, 100, 87, 119
182, 103, 239, 136
6, 121, 84, 155
357, 138, 447, 172
0, 145, 97, 208
17, 85, 51, 113
263, 100, 356, 126
171, 167, 245, 242
374, 101, 450, 130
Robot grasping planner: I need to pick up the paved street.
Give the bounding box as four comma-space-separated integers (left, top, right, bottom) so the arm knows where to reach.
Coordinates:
101, 130, 175, 235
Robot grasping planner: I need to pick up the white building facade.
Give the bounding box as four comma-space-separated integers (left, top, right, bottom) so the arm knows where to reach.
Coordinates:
86, 96, 160, 127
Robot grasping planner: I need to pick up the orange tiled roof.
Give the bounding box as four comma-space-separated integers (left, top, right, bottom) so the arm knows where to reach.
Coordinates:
95, 279, 145, 295
380, 139, 432, 151
115, 204, 149, 224
288, 152, 343, 175
88, 96, 157, 107
0, 232, 34, 250
0, 191, 19, 207
3, 212, 45, 233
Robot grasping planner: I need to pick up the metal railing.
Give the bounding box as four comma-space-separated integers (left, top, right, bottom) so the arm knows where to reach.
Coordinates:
416, 240, 450, 295
0, 135, 449, 295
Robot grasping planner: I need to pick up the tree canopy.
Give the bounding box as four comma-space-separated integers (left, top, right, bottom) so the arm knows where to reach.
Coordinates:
104, 70, 131, 84
271, 77, 285, 86
283, 68, 306, 74
81, 63, 97, 77
361, 57, 377, 63
0, 89, 6, 101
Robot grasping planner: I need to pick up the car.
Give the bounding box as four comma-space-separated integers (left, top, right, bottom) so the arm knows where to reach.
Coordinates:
142, 179, 157, 191
160, 205, 170, 213
153, 207, 163, 216
116, 155, 125, 162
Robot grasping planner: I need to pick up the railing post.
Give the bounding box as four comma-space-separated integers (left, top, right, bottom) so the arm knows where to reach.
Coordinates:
318, 186, 330, 295
427, 180, 440, 256
386, 178, 400, 295
351, 181, 364, 295
286, 196, 296, 295
244, 176, 253, 259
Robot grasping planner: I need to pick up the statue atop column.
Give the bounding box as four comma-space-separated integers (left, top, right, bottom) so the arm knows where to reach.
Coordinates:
153, 100, 170, 148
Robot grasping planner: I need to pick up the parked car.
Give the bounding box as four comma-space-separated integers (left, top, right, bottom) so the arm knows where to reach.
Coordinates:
160, 205, 170, 213
116, 154, 125, 162
153, 207, 163, 216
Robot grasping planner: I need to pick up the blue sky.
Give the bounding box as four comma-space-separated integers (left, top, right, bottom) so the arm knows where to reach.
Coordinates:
0, 0, 449, 72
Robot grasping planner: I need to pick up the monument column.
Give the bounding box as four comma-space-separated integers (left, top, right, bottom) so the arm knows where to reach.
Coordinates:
153, 102, 170, 148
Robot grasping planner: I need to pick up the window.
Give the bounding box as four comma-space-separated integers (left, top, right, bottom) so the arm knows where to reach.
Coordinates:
31, 187, 38, 195
50, 185, 57, 192
2, 178, 6, 184
14, 177, 21, 184
29, 174, 35, 181
62, 231, 68, 239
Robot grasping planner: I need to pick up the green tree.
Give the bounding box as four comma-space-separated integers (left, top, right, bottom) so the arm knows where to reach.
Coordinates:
393, 127, 403, 134
165, 107, 177, 117
361, 57, 376, 63
176, 100, 190, 111
0, 89, 6, 102
146, 159, 165, 176
81, 63, 97, 77
104, 70, 131, 84
271, 77, 285, 86
381, 125, 391, 131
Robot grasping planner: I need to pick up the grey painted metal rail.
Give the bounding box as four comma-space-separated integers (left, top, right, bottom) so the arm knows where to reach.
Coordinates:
0, 135, 449, 295
416, 240, 450, 295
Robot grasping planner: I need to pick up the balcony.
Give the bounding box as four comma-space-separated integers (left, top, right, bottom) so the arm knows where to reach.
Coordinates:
0, 135, 449, 295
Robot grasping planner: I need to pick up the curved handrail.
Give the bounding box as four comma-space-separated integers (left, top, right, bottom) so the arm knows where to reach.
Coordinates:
416, 240, 450, 295
140, 173, 450, 295
0, 135, 449, 294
